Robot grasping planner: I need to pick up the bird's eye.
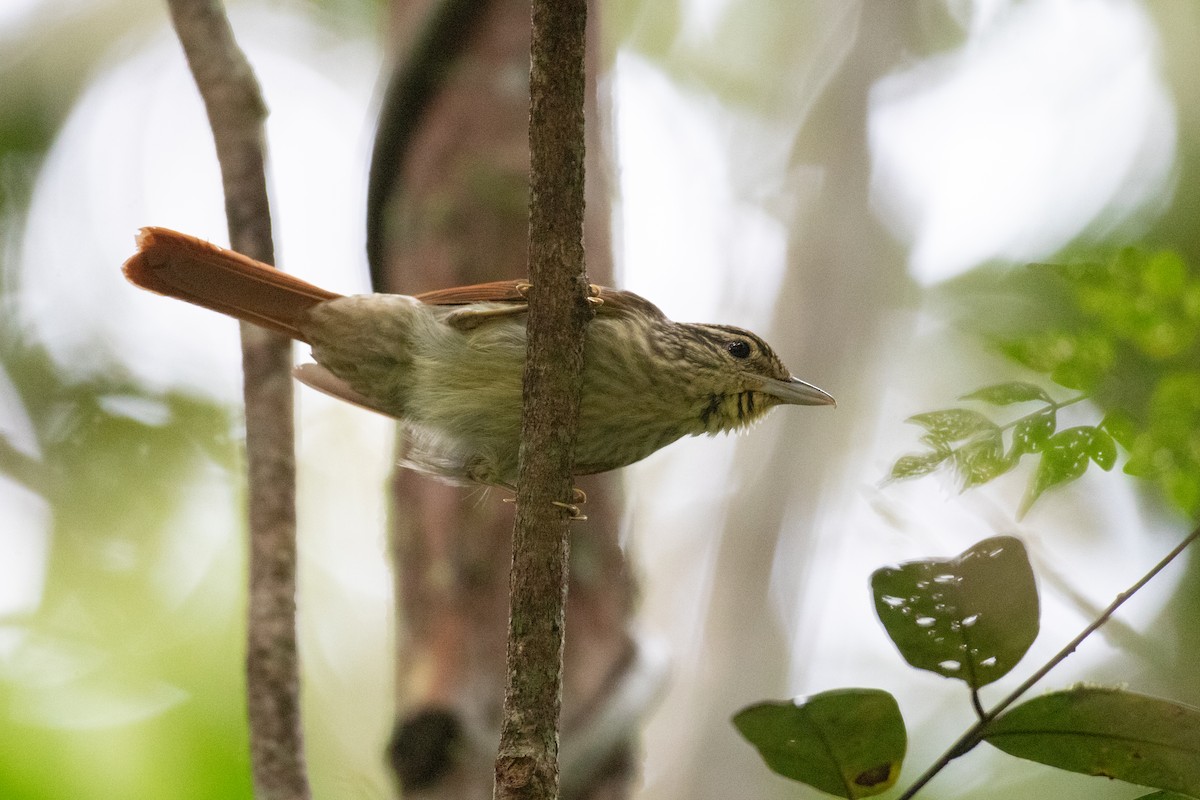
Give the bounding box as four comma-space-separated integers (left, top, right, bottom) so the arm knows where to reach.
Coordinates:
726, 340, 751, 359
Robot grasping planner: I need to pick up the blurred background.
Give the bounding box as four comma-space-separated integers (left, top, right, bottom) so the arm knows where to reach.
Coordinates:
2, 0, 1199, 798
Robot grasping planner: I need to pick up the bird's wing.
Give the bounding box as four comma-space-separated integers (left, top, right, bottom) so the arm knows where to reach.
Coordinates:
416, 279, 666, 323
415, 280, 530, 305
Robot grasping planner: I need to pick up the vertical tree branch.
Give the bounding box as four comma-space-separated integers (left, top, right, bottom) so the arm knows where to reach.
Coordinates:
164, 2, 308, 799
494, 1, 590, 799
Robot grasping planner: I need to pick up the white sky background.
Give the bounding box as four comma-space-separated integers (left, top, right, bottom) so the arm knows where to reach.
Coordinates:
870, 0, 1176, 283
0, 0, 1190, 798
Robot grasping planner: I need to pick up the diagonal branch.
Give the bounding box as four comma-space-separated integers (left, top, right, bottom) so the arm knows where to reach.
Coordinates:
493, 0, 592, 799
896, 521, 1200, 800
163, 2, 308, 798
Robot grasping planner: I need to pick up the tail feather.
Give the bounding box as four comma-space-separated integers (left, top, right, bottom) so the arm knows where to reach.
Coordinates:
122, 227, 342, 342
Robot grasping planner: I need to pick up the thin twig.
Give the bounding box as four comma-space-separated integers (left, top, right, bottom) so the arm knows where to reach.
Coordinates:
163, 2, 307, 798
492, 1, 591, 799
897, 523, 1200, 800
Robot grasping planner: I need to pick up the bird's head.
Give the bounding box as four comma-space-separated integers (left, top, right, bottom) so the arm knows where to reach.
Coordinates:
681, 323, 835, 434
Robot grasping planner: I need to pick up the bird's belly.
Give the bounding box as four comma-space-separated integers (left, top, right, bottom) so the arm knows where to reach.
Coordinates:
571, 387, 691, 475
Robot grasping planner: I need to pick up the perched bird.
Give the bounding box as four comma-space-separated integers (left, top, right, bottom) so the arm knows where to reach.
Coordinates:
122, 227, 834, 488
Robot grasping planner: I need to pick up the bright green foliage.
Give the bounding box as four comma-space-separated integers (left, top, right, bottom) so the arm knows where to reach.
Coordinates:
889, 382, 1118, 513
930, 248, 1200, 516
0, 340, 253, 800
871, 536, 1038, 689
983, 687, 1200, 797
733, 689, 907, 798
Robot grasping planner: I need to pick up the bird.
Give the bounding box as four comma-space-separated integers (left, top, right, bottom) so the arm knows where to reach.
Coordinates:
122, 227, 834, 490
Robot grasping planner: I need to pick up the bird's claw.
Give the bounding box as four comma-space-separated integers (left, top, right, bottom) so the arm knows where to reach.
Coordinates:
513, 282, 603, 307
552, 500, 587, 521
503, 490, 588, 521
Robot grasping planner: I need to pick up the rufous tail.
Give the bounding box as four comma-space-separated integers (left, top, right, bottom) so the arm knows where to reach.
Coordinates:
121, 227, 342, 342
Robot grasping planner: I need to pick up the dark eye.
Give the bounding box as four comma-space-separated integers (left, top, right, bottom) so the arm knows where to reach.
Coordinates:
726, 340, 751, 359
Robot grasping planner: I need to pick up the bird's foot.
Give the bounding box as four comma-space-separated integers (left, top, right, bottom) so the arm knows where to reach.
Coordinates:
513, 281, 603, 307
503, 490, 588, 521
552, 501, 588, 521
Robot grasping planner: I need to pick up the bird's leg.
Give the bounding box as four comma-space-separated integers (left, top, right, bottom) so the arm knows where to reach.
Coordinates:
549, 487, 588, 520
502, 487, 588, 521
551, 500, 587, 521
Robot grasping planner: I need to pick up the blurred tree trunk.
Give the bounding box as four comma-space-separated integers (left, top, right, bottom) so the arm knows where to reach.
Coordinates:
665, 4, 913, 799
368, 2, 634, 798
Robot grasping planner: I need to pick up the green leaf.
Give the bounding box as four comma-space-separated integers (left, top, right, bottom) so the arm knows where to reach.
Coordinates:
1143, 250, 1188, 298
733, 690, 906, 798
1100, 408, 1137, 450
906, 409, 998, 446
889, 450, 950, 481
1087, 429, 1117, 470
960, 382, 1053, 405
983, 687, 1200, 796
1012, 408, 1057, 455
1133, 793, 1196, 800
954, 432, 1012, 488
1001, 332, 1113, 392
1022, 427, 1099, 513
871, 536, 1038, 689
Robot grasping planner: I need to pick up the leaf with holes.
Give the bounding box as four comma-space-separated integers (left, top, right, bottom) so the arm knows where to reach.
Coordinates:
1022, 427, 1103, 514
907, 409, 998, 447
734, 689, 906, 799
1100, 408, 1137, 450
983, 687, 1200, 796
1012, 408, 1057, 455
954, 432, 1012, 488
871, 536, 1038, 689
889, 450, 951, 481
1087, 429, 1117, 470
960, 382, 1053, 406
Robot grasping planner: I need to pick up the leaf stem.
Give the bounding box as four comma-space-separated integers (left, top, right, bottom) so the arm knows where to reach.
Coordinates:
895, 522, 1200, 800
995, 394, 1089, 434
969, 688, 985, 720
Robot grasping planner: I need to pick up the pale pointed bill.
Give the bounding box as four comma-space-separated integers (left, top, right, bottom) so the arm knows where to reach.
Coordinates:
758, 376, 836, 407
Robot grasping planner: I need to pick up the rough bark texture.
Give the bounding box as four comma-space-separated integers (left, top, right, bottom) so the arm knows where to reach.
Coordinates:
164, 3, 308, 799
372, 2, 633, 799
492, 1, 591, 798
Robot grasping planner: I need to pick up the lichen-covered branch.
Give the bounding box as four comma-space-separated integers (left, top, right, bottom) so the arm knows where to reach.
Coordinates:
163, 2, 308, 798
493, 0, 591, 798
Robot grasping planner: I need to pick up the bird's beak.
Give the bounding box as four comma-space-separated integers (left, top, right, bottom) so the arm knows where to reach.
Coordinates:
758, 376, 836, 407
